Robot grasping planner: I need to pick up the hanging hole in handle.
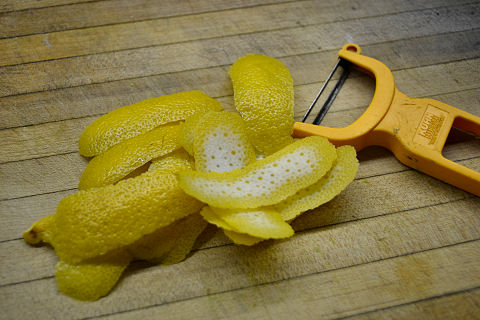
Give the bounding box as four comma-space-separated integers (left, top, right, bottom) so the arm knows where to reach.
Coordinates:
442, 116, 480, 172
343, 43, 361, 54
346, 45, 358, 52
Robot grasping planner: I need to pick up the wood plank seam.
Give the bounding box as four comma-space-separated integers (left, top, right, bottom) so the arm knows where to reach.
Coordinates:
1, 190, 472, 245
0, 89, 477, 165
75, 239, 480, 320
0, 187, 77, 203
4, 196, 475, 288
0, 150, 80, 166
1, 154, 477, 203
1, 55, 477, 132
0, 3, 477, 67
0, 30, 474, 97
0, 0, 102, 14
1, 1, 474, 67
2, 4, 478, 98
2, 74, 477, 132
0, 0, 309, 40
0, 275, 54, 289
1, 35, 477, 100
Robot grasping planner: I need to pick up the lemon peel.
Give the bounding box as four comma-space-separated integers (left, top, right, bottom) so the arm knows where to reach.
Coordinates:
200, 207, 269, 245
178, 111, 211, 155
177, 136, 336, 209
55, 213, 206, 301
23, 214, 54, 245
189, 113, 268, 244
160, 213, 207, 265
49, 170, 204, 264
210, 207, 293, 239
78, 123, 182, 190
193, 111, 256, 173
223, 230, 263, 246
55, 251, 130, 301
148, 149, 194, 173
129, 213, 206, 264
79, 91, 223, 157
276, 145, 359, 221
128, 221, 184, 262
229, 54, 294, 155
200, 206, 235, 231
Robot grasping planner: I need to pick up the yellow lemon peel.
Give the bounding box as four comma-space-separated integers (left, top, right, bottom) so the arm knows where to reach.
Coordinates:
23, 214, 55, 245
223, 230, 263, 246
79, 91, 222, 157
200, 206, 235, 231
50, 170, 204, 264
189, 112, 268, 244
129, 213, 206, 264
193, 111, 256, 173
23, 52, 362, 301
128, 221, 185, 262
148, 149, 194, 173
200, 207, 262, 245
159, 213, 207, 265
55, 251, 130, 301
78, 123, 182, 190
177, 136, 336, 209
276, 145, 359, 221
55, 213, 206, 301
209, 206, 293, 239
178, 111, 212, 155
229, 54, 294, 155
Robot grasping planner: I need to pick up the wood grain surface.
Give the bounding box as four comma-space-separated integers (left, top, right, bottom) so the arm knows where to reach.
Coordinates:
1, 0, 479, 319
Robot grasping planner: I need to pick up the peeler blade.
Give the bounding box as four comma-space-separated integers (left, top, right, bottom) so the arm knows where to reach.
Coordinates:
301, 58, 350, 125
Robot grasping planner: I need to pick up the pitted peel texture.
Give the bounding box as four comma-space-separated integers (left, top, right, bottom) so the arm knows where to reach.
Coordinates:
177, 136, 336, 209
79, 91, 222, 157
50, 170, 203, 264
229, 54, 294, 155
193, 111, 256, 173
275, 145, 358, 221
79, 123, 182, 190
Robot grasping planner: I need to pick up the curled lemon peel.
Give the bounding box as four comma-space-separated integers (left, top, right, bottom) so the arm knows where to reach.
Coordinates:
177, 136, 336, 209
23, 52, 362, 301
276, 145, 359, 221
178, 111, 211, 155
78, 123, 182, 190
24, 152, 205, 301
200, 207, 263, 245
200, 206, 235, 231
148, 149, 194, 173
210, 207, 293, 239
55, 251, 130, 301
79, 91, 222, 157
49, 170, 204, 264
23, 214, 55, 245
128, 220, 184, 262
229, 54, 294, 155
129, 213, 206, 264
54, 214, 207, 302
193, 111, 256, 173
189, 111, 268, 244
223, 230, 263, 246
160, 213, 207, 265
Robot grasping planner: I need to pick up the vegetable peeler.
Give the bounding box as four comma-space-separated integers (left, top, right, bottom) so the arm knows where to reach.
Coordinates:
293, 43, 480, 197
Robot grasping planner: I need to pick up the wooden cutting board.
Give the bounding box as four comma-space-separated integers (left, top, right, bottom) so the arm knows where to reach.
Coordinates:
1, 0, 479, 318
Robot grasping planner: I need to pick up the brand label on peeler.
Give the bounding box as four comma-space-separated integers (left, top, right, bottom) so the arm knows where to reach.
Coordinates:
413, 105, 448, 147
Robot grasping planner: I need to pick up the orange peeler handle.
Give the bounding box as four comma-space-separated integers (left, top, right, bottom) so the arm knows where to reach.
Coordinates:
294, 43, 480, 196
373, 90, 480, 197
